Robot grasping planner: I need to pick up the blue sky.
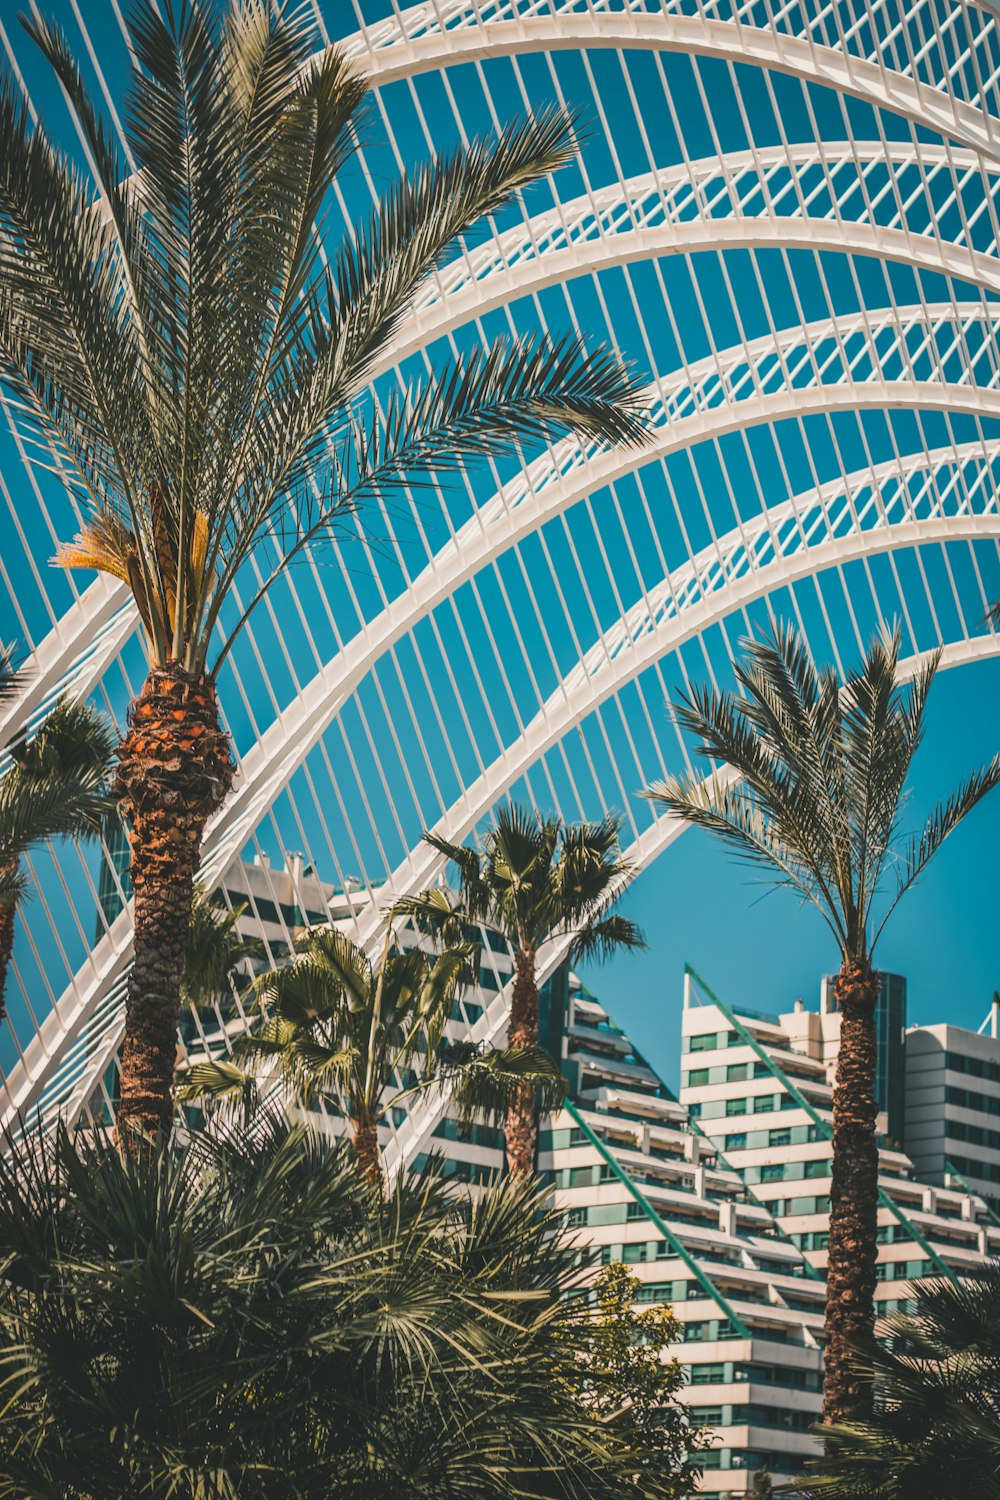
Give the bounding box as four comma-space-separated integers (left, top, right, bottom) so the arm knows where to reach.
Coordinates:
584, 652, 1000, 1092
2, 3, 999, 1088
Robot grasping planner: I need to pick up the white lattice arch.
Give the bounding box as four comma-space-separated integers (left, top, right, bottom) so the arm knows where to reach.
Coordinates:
381, 631, 1000, 1180
8, 449, 999, 1130
12, 133, 1000, 744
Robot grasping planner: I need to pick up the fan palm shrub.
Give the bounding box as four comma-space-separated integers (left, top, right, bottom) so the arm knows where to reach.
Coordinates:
394, 806, 644, 1174
647, 623, 1000, 1426
177, 923, 565, 1188
0, 645, 116, 1020
795, 1263, 1000, 1498
0, 1112, 698, 1499
0, 3, 646, 1144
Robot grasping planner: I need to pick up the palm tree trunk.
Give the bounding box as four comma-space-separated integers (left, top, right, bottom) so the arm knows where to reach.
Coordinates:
352, 1119, 383, 1193
0, 862, 17, 1023
824, 957, 880, 1427
505, 945, 538, 1176
114, 664, 233, 1147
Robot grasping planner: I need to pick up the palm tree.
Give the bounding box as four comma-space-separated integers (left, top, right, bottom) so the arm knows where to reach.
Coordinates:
646, 623, 1000, 1426
0, 5, 647, 1145
394, 807, 645, 1175
0, 645, 117, 1022
177, 922, 565, 1189
0, 1109, 699, 1499
796, 1262, 1000, 1498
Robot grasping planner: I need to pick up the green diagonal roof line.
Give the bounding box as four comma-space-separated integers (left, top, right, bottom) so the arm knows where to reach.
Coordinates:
563, 1098, 751, 1339
682, 963, 958, 1288
689, 1117, 825, 1284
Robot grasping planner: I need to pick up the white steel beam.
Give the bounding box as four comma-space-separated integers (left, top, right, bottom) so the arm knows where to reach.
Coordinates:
6, 128, 1000, 741
383, 631, 1000, 1182
354, 8, 1000, 166
8, 460, 999, 1132
357, 515, 1000, 947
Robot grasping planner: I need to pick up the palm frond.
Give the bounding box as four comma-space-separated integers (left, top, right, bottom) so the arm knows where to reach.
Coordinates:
0, 642, 23, 702
440, 1043, 568, 1126
873, 753, 1000, 947
174, 1058, 255, 1106
181, 888, 263, 1010
325, 107, 582, 397
568, 914, 646, 966
390, 887, 470, 949
647, 771, 846, 946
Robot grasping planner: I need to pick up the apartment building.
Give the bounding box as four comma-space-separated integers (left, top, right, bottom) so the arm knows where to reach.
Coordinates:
680, 967, 1000, 1317
427, 971, 824, 1495
905, 1011, 1000, 1215
172, 859, 996, 1493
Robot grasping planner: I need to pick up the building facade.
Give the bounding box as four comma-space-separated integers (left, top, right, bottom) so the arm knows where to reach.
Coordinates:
5, 0, 1000, 1149
166, 864, 1000, 1493
905, 1015, 1000, 1215
680, 968, 1000, 1320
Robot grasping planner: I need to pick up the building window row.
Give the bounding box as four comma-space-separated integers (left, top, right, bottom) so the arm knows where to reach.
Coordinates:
688, 1404, 817, 1433
945, 1083, 1000, 1118
718, 1123, 826, 1152
685, 1030, 745, 1053
744, 1160, 830, 1185
948, 1152, 1000, 1186
767, 1195, 832, 1217
946, 1051, 1000, 1085
875, 1259, 934, 1282
949, 1118, 1000, 1152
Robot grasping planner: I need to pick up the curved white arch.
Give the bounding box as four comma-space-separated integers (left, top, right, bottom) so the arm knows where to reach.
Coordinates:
356, 516, 1000, 951
380, 144, 1000, 376
10, 129, 1000, 741
9, 297, 1000, 1132
355, 7, 1000, 165
10, 457, 1000, 1134
381, 630, 1000, 1179
201, 294, 1000, 884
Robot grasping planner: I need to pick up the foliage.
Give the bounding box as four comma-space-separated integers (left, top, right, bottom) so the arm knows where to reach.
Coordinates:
0, 671, 117, 907
396, 806, 644, 965
0, 1115, 697, 1499
0, 3, 647, 679
647, 622, 1000, 963
175, 924, 565, 1151
792, 1265, 1000, 1499
181, 887, 265, 1011
576, 1261, 705, 1487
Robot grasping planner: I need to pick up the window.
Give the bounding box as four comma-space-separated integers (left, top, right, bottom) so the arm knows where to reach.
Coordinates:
726, 1097, 749, 1116
768, 1128, 792, 1148
622, 1242, 648, 1264
687, 1068, 710, 1087
804, 1159, 830, 1179
754, 1061, 772, 1078
689, 1033, 720, 1053
725, 1133, 747, 1151
626, 1201, 647, 1221
753, 1095, 776, 1113
689, 1362, 727, 1385
761, 1164, 784, 1182
727, 1064, 748, 1082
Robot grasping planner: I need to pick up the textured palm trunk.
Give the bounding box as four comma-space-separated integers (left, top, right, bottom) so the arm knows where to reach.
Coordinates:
352, 1119, 383, 1194
0, 861, 17, 1023
823, 957, 880, 1428
114, 664, 233, 1148
505, 946, 538, 1176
